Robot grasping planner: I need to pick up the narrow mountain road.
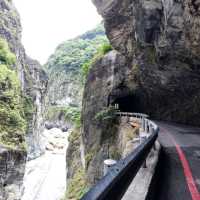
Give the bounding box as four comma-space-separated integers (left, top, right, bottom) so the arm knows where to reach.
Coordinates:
154, 121, 200, 200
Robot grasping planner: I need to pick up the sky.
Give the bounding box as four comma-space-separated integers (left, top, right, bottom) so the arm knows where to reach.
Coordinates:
13, 0, 102, 64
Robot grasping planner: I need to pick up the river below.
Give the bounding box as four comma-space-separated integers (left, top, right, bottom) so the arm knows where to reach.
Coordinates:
21, 128, 69, 200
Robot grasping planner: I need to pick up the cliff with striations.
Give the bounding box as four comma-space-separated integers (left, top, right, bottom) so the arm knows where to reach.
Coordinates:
81, 0, 200, 185
0, 0, 47, 199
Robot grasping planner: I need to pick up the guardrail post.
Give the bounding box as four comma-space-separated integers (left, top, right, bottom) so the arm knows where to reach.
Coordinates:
153, 134, 157, 150
142, 117, 145, 130
145, 119, 148, 133
143, 159, 147, 168
126, 114, 129, 122
104, 159, 117, 176
149, 124, 153, 135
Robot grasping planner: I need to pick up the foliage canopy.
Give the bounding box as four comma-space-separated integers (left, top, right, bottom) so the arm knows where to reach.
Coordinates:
45, 24, 108, 76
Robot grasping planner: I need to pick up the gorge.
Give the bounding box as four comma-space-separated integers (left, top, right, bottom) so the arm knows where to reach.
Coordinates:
0, 0, 109, 198
1, 0, 200, 200
0, 0, 47, 199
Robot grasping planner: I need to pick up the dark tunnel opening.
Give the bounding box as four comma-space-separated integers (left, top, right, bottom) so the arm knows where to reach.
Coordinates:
112, 95, 144, 113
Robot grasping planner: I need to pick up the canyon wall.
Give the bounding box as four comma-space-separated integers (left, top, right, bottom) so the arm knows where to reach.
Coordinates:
81, 0, 200, 185
45, 25, 109, 200
44, 25, 107, 130
0, 0, 47, 199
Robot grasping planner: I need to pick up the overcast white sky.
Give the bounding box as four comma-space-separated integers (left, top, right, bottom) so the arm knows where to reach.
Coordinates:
13, 0, 102, 64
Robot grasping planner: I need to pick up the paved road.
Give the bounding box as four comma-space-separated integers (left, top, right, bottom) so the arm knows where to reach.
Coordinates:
153, 121, 200, 200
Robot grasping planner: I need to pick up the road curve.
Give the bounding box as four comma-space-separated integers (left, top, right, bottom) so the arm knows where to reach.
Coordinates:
152, 121, 200, 200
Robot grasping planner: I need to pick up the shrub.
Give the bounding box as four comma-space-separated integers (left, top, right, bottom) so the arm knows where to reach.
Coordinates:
109, 148, 121, 160
95, 106, 117, 122
85, 153, 93, 168
81, 42, 112, 79
99, 43, 112, 55
65, 169, 88, 200
23, 96, 35, 120
64, 106, 81, 128
81, 61, 91, 78
68, 128, 81, 144
46, 106, 81, 128
0, 38, 16, 65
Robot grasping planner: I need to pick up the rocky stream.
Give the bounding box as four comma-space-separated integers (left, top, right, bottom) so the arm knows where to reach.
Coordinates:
21, 128, 69, 200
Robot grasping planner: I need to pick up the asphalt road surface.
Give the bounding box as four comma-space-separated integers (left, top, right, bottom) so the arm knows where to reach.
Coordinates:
153, 121, 200, 200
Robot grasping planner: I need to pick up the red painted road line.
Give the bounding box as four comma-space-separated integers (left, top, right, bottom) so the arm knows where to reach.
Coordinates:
162, 128, 200, 200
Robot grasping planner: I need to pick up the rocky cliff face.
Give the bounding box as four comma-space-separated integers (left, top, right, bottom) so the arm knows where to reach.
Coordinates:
44, 25, 107, 133
44, 27, 108, 136
81, 0, 200, 185
91, 0, 200, 124
45, 24, 107, 108
0, 146, 26, 200
0, 0, 47, 199
24, 57, 48, 159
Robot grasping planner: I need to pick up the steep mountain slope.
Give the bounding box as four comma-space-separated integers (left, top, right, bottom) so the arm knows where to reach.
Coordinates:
80, 0, 200, 186
45, 24, 108, 108
0, 0, 47, 199
44, 24, 108, 130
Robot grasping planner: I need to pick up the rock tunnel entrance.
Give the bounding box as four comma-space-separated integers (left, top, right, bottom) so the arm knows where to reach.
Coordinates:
113, 95, 143, 112
111, 94, 144, 113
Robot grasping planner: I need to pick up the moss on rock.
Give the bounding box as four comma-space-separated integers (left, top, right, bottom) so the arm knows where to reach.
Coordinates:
0, 38, 27, 150
65, 168, 88, 200
65, 128, 89, 200
81, 42, 112, 79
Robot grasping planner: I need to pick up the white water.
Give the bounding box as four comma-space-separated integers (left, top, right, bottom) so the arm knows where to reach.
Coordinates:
22, 128, 69, 200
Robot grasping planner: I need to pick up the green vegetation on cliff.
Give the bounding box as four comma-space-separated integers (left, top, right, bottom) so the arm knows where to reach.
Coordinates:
66, 168, 88, 200
0, 38, 27, 150
46, 24, 108, 74
82, 42, 112, 78
45, 24, 109, 108
46, 106, 81, 128
95, 106, 117, 122
0, 39, 16, 65
65, 128, 89, 200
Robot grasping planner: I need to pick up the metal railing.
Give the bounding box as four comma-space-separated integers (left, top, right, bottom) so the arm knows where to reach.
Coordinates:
116, 111, 149, 119
81, 112, 159, 200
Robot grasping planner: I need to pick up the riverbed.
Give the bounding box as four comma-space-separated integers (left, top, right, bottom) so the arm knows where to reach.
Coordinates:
21, 128, 69, 200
